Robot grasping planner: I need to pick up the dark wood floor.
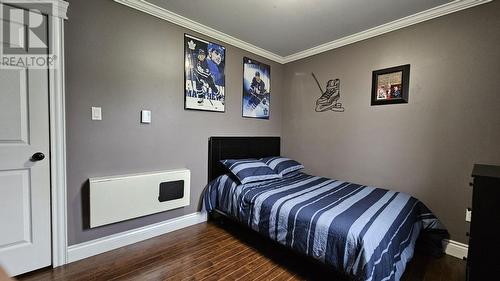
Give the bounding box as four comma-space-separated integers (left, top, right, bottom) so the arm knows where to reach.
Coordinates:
18, 220, 465, 281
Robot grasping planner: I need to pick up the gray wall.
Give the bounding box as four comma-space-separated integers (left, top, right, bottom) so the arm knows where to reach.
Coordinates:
281, 1, 500, 244
66, 0, 499, 246
65, 0, 283, 245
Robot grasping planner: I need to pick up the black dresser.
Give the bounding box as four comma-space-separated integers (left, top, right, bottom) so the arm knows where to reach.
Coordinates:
467, 164, 500, 281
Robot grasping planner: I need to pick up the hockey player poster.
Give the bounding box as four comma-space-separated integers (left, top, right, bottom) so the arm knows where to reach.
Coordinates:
242, 57, 270, 119
184, 34, 225, 112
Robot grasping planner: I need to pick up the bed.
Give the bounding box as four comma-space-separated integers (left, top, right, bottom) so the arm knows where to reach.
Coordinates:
203, 137, 448, 281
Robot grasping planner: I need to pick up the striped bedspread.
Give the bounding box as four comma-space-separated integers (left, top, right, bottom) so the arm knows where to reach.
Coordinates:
203, 172, 447, 281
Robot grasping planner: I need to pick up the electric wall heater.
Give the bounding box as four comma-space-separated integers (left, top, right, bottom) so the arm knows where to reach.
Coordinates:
89, 169, 190, 228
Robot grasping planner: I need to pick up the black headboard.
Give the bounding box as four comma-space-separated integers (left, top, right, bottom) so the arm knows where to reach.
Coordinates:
208, 137, 281, 183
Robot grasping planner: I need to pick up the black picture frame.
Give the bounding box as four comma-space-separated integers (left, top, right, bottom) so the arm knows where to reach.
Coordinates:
371, 64, 410, 106
184, 34, 226, 112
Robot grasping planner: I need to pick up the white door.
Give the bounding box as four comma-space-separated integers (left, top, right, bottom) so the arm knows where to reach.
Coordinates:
0, 4, 51, 276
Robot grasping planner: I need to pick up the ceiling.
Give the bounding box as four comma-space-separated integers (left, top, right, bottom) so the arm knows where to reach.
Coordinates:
117, 0, 490, 63
149, 0, 452, 56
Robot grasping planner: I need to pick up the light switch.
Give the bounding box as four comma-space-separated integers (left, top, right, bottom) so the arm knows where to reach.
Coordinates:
91, 107, 102, 120
141, 110, 151, 124
465, 208, 472, 222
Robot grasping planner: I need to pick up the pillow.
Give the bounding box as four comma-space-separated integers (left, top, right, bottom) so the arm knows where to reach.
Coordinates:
220, 158, 281, 184
261, 156, 304, 176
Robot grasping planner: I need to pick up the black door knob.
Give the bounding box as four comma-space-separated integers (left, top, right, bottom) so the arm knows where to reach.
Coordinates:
31, 152, 45, 161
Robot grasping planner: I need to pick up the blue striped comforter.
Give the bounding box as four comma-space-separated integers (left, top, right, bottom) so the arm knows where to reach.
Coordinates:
203, 172, 447, 281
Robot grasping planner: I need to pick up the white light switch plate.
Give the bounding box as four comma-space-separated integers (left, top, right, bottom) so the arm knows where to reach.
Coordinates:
141, 110, 151, 123
91, 107, 102, 120
465, 208, 472, 222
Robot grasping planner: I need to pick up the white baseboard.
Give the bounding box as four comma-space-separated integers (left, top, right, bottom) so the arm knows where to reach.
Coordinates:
443, 239, 468, 259
67, 212, 208, 264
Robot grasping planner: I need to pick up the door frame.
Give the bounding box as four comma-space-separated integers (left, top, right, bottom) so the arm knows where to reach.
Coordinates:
46, 0, 70, 267
5, 0, 70, 267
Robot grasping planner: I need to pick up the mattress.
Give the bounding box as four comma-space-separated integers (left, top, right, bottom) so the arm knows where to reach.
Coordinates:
203, 172, 448, 281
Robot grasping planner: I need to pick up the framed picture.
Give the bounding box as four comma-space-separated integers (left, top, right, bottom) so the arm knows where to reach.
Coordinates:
184, 34, 225, 112
371, 64, 410, 106
242, 57, 271, 119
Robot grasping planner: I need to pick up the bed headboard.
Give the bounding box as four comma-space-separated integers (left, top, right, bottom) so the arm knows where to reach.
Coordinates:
208, 137, 281, 183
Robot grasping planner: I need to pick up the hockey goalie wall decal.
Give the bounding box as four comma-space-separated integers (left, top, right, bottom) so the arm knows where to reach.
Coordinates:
312, 72, 345, 112
184, 34, 226, 112
243, 57, 271, 119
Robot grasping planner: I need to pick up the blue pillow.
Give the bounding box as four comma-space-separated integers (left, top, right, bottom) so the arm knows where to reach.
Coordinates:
220, 159, 281, 184
261, 156, 304, 176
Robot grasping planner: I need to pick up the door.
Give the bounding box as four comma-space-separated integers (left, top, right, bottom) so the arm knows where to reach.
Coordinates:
0, 4, 51, 276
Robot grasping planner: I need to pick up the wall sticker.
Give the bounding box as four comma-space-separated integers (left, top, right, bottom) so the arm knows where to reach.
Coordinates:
312, 73, 344, 112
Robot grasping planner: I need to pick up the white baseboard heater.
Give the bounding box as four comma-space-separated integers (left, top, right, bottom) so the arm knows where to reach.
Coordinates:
89, 169, 190, 228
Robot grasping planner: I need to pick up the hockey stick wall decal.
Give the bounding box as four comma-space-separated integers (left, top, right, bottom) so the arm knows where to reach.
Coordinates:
312, 72, 345, 112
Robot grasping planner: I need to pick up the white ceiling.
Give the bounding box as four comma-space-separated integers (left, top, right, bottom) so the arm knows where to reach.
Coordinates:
148, 0, 452, 57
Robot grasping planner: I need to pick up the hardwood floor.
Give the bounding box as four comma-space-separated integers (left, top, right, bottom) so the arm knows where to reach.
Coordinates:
18, 220, 465, 281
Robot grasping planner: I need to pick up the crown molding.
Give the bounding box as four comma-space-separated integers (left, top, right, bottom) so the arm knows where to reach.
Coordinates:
281, 0, 492, 63
113, 0, 285, 64
51, 0, 69, 19
114, 0, 491, 65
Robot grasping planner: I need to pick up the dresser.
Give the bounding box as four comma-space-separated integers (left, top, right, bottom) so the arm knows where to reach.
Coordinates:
467, 164, 500, 281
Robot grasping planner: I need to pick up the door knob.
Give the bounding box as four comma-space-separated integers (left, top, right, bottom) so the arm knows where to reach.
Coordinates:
31, 152, 45, 161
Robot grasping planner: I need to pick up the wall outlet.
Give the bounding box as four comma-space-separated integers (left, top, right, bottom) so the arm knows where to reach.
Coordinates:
91, 107, 102, 120
465, 208, 472, 222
